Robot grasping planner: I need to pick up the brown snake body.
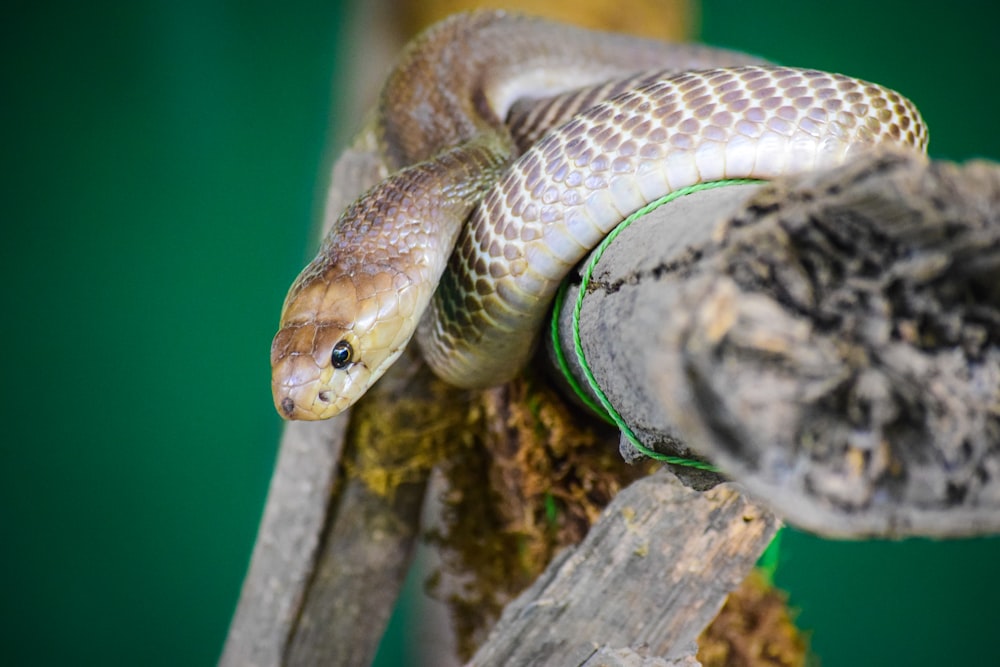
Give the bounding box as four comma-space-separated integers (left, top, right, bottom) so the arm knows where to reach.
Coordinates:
270, 11, 927, 420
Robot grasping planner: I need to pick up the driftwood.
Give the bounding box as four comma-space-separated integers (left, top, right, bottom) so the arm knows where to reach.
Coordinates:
551, 150, 1000, 537
225, 149, 1000, 664
221, 348, 467, 667
282, 349, 460, 666
223, 396, 780, 667
467, 472, 779, 666
220, 417, 347, 666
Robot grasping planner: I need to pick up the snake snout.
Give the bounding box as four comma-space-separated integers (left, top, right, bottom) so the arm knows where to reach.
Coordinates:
271, 379, 345, 421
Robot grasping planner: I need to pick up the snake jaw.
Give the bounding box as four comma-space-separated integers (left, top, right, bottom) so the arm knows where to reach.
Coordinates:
273, 363, 370, 421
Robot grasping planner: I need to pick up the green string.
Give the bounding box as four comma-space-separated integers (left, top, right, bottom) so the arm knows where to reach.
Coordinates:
550, 179, 765, 470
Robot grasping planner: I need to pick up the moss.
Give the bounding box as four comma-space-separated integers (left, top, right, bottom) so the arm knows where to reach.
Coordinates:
344, 367, 472, 498
343, 363, 805, 663
698, 569, 810, 667
425, 371, 654, 658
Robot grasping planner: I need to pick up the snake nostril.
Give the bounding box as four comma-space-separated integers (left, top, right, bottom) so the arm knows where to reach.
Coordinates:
280, 397, 295, 416
318, 391, 332, 403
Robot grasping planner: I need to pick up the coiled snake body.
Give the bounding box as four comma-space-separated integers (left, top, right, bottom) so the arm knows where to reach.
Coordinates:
271, 11, 927, 420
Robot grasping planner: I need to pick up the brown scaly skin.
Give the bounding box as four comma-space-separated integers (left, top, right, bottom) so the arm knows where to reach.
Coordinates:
270, 10, 764, 419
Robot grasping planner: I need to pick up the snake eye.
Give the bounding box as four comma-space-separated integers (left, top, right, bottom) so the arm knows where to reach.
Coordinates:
330, 340, 353, 369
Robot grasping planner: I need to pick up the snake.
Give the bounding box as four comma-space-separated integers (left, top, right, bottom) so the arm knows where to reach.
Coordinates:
270, 10, 928, 421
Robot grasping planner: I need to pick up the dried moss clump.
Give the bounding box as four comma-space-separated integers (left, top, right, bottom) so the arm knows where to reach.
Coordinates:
698, 570, 809, 667
427, 372, 655, 658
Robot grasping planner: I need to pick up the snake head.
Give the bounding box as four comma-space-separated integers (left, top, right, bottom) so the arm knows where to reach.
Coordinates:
270, 268, 420, 420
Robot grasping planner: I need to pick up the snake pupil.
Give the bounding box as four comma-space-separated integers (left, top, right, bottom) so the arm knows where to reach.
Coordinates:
331, 340, 353, 369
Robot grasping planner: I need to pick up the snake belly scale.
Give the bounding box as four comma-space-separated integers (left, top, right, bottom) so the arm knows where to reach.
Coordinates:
270, 11, 927, 420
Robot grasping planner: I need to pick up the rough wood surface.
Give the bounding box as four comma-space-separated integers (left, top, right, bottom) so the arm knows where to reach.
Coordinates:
226, 115, 1000, 667
280, 368, 425, 666
220, 418, 348, 667
580, 646, 700, 666
221, 349, 445, 667
552, 150, 1000, 537
226, 119, 1000, 667
282, 421, 429, 666
545, 182, 762, 492
285, 312, 488, 667
468, 471, 780, 666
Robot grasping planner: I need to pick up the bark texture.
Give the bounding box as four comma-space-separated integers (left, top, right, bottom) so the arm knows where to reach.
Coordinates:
468, 471, 779, 667
552, 151, 1000, 537
220, 418, 348, 667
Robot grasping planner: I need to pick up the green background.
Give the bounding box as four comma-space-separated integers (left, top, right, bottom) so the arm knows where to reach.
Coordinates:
3, 1, 997, 665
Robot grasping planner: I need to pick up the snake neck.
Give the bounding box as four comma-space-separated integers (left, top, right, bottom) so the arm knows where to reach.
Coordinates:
271, 133, 512, 419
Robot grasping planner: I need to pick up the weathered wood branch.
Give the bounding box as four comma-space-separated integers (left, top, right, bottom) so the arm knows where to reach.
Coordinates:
225, 149, 1000, 666
221, 348, 448, 667
283, 348, 454, 666
468, 470, 780, 666
225, 150, 1000, 666
224, 370, 782, 667
550, 150, 1000, 537
220, 417, 348, 666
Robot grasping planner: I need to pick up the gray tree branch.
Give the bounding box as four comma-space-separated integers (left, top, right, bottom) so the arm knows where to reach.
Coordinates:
225, 148, 1000, 666
220, 417, 349, 667
468, 471, 779, 666
550, 150, 1000, 538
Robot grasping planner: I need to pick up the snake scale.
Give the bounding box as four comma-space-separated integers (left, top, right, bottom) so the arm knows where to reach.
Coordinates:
270, 11, 927, 420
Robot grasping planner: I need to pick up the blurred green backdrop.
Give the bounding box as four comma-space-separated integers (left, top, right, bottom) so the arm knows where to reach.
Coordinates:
2, 1, 997, 665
